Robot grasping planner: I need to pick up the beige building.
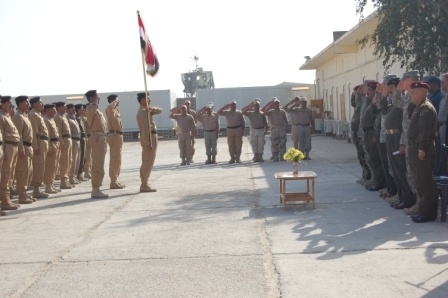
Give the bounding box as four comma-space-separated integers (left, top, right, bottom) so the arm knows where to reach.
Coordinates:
300, 11, 404, 137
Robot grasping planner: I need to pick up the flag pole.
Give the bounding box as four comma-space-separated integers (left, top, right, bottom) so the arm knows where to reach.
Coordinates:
137, 10, 152, 147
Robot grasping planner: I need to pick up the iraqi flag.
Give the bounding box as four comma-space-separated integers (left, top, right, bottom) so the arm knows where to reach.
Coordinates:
138, 13, 159, 77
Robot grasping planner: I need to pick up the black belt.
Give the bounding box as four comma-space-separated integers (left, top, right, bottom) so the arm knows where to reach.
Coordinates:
81, 133, 86, 138
23, 141, 32, 147
363, 127, 373, 132
50, 138, 59, 142
298, 123, 310, 126
252, 127, 264, 129
204, 129, 216, 132
151, 130, 157, 135
62, 134, 71, 138
4, 140, 19, 146
227, 125, 241, 129
109, 130, 123, 135
87, 134, 91, 137
38, 135, 48, 140
71, 137, 81, 141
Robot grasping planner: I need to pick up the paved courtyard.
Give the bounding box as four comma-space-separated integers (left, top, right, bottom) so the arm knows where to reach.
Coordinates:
1, 135, 447, 297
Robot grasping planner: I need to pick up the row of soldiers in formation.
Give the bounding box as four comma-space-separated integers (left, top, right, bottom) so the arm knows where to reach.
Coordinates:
168, 97, 313, 165
351, 70, 448, 223
0, 90, 160, 216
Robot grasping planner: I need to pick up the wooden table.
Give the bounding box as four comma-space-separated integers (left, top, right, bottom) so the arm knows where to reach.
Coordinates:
274, 171, 317, 209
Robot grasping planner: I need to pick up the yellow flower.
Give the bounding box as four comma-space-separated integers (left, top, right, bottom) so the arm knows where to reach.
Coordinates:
284, 148, 304, 162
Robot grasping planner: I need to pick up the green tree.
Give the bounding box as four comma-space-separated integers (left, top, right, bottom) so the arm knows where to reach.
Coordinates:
356, 0, 448, 75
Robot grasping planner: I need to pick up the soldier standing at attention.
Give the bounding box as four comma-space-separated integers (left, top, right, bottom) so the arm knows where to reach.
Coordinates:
262, 98, 288, 161
66, 104, 81, 185
136, 93, 161, 192
407, 82, 438, 223
350, 85, 371, 185
398, 71, 420, 215
361, 81, 385, 191
0, 96, 21, 211
29, 96, 50, 199
284, 98, 313, 160
54, 102, 73, 189
43, 104, 61, 194
196, 104, 220, 164
169, 105, 196, 165
83, 104, 92, 179
106, 94, 125, 189
75, 104, 88, 181
12, 96, 34, 204
382, 77, 416, 208
84, 90, 108, 199
184, 100, 197, 164
217, 101, 245, 163
242, 99, 267, 162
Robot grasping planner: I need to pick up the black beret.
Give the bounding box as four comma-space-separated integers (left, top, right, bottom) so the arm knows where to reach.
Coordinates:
410, 81, 430, 90
66, 103, 74, 109
30, 96, 41, 105
15, 95, 29, 105
1, 96, 12, 103
107, 94, 118, 103
366, 81, 379, 89
74, 104, 83, 110
44, 104, 55, 109
137, 92, 148, 102
54, 101, 65, 108
387, 78, 400, 86
85, 90, 97, 98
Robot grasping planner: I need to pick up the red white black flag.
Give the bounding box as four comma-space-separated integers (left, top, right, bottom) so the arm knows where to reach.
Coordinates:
138, 13, 159, 77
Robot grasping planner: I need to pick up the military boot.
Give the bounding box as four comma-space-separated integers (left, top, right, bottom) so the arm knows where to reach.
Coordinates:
91, 188, 109, 199
18, 192, 33, 204
253, 154, 259, 162
110, 178, 126, 189
272, 152, 279, 162
84, 172, 92, 179
205, 155, 211, 164
181, 158, 187, 166
211, 155, 217, 164
33, 186, 49, 198
69, 176, 80, 185
304, 151, 311, 160
77, 174, 88, 181
60, 179, 73, 189
259, 154, 264, 162
45, 185, 58, 194
140, 181, 157, 192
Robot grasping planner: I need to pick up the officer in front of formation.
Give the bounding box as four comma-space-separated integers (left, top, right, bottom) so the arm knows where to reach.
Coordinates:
0, 95, 21, 211
106, 94, 125, 189
84, 90, 108, 199
407, 82, 438, 223
12, 96, 34, 204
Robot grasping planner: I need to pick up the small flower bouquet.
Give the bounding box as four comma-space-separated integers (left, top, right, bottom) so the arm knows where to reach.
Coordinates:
283, 147, 305, 163
283, 148, 305, 174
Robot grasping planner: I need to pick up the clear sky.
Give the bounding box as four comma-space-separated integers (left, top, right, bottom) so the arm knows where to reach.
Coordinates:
0, 0, 374, 97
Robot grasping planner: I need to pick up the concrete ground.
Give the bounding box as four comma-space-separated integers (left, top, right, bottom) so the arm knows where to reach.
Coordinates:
1, 135, 447, 298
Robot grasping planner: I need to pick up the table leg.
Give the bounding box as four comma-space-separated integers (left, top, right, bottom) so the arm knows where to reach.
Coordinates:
312, 178, 315, 209
442, 185, 447, 223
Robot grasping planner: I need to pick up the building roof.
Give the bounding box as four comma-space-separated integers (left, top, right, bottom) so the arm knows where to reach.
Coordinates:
299, 11, 379, 70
